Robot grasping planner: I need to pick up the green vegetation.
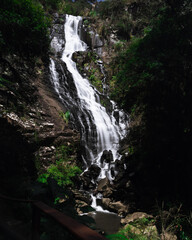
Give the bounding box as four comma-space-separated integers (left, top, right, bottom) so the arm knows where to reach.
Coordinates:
38, 145, 81, 187
59, 110, 70, 126
107, 217, 158, 240
111, 0, 192, 203
0, 0, 50, 56
155, 203, 192, 240
97, 0, 131, 40
114, 41, 126, 52
87, 67, 102, 91
98, 0, 126, 19
39, 0, 63, 11
55, 0, 93, 16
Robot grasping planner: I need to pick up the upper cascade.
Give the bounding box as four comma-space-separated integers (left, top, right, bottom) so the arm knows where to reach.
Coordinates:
50, 14, 128, 181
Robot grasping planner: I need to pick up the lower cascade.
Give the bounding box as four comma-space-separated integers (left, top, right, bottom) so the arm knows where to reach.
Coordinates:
49, 14, 128, 212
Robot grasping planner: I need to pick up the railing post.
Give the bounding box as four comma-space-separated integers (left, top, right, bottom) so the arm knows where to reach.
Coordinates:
31, 203, 41, 240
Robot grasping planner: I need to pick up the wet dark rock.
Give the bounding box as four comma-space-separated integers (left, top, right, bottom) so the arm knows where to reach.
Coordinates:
100, 150, 113, 164
81, 166, 101, 190
97, 177, 110, 192
88, 164, 101, 178
81, 175, 96, 190
81, 164, 101, 186
121, 212, 153, 225
80, 18, 103, 56
115, 158, 125, 171
111, 167, 115, 178
72, 189, 92, 205
53, 13, 59, 18
113, 110, 119, 124
101, 198, 129, 216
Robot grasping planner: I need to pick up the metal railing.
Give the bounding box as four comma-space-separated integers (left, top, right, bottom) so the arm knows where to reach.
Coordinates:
0, 194, 107, 240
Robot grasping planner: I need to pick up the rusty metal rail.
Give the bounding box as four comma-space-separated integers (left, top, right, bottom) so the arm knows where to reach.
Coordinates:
32, 201, 107, 240
0, 194, 108, 240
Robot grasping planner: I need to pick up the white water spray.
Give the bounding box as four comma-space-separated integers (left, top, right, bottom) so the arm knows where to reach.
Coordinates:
62, 15, 127, 178
50, 14, 128, 211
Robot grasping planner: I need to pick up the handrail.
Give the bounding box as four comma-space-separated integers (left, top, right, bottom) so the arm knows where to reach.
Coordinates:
0, 194, 108, 240
32, 201, 107, 240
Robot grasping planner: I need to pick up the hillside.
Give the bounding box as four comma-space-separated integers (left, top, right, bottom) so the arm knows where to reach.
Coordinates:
1, 0, 192, 239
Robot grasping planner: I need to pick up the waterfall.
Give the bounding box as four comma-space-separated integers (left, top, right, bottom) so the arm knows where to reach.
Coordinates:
50, 14, 128, 206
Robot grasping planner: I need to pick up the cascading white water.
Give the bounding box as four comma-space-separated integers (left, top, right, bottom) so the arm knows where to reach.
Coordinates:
49, 15, 128, 213
61, 14, 127, 180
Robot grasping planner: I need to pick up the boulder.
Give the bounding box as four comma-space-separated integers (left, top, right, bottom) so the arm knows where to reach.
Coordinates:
97, 177, 110, 192
161, 232, 177, 240
72, 189, 92, 205
80, 174, 95, 190
113, 110, 119, 123
121, 212, 153, 225
101, 198, 129, 216
75, 200, 89, 215
101, 198, 111, 209
88, 164, 101, 179
109, 201, 129, 215
100, 150, 113, 164
102, 187, 113, 198
123, 224, 159, 239
81, 164, 101, 189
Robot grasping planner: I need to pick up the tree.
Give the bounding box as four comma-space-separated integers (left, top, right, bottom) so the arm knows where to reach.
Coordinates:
112, 3, 192, 201
0, 0, 50, 56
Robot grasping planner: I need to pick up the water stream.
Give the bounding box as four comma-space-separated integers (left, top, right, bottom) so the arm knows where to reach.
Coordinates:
49, 15, 128, 228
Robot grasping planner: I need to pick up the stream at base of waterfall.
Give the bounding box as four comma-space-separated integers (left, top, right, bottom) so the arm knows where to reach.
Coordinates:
50, 14, 128, 234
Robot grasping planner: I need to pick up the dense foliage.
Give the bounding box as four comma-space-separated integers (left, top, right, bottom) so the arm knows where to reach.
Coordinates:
97, 0, 166, 40
61, 0, 93, 16
97, 0, 131, 40
38, 145, 81, 188
0, 0, 50, 56
39, 0, 94, 16
112, 0, 192, 201
38, 0, 63, 10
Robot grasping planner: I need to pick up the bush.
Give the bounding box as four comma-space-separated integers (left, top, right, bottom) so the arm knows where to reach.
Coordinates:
0, 0, 50, 56
111, 3, 192, 200
98, 0, 126, 19
38, 145, 82, 187
39, 0, 62, 10
57, 0, 92, 16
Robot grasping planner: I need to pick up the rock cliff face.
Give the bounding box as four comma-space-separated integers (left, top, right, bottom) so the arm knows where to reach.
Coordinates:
0, 51, 80, 197
0, 12, 131, 219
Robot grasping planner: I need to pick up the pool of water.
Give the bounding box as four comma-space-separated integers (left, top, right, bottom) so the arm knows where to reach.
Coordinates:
88, 211, 121, 235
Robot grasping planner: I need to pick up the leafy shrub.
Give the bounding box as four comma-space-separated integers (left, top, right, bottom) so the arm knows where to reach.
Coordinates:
59, 110, 70, 126
57, 0, 92, 16
106, 225, 149, 240
106, 234, 128, 240
39, 0, 62, 10
98, 0, 126, 19
111, 2, 192, 201
0, 0, 50, 56
116, 19, 131, 40
38, 145, 81, 187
